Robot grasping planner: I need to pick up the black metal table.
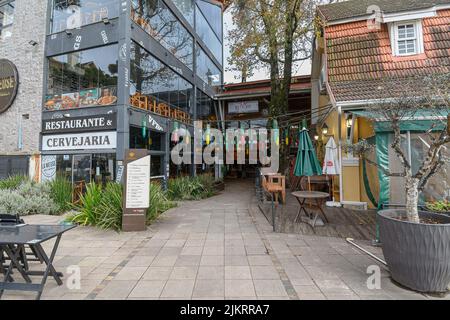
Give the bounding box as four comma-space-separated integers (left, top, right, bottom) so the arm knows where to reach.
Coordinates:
292, 191, 330, 228
0, 224, 75, 300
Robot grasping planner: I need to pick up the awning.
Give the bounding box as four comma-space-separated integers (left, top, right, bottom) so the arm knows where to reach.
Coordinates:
350, 110, 449, 133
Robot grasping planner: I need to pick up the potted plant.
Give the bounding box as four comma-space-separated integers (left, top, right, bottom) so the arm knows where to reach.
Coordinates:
351, 75, 450, 293
425, 200, 450, 217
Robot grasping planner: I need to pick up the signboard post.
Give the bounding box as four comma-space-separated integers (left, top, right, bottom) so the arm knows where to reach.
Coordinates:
122, 149, 150, 232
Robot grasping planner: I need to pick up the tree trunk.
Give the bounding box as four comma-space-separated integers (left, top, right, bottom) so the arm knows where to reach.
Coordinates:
405, 177, 420, 223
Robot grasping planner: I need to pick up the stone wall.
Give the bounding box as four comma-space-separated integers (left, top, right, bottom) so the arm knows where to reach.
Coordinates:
0, 0, 48, 155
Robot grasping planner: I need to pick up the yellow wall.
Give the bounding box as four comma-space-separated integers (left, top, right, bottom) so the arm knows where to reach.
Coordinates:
343, 166, 361, 201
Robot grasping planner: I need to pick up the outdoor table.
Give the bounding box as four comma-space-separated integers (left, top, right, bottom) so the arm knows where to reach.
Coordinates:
0, 224, 75, 300
291, 191, 330, 227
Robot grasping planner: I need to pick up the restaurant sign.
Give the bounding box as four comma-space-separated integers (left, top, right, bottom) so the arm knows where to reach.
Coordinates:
228, 101, 259, 114
42, 131, 117, 151
42, 114, 117, 134
0, 59, 19, 114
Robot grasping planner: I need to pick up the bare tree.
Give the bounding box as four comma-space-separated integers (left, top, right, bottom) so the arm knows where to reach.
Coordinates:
347, 74, 450, 223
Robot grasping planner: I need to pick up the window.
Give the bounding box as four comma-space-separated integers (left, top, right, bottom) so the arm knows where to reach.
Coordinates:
196, 89, 216, 121
195, 4, 222, 63
0, 1, 15, 42
197, 0, 222, 40
130, 42, 194, 115
171, 0, 194, 26
51, 0, 120, 34
131, 0, 194, 70
392, 21, 424, 56
45, 45, 119, 111
196, 46, 221, 87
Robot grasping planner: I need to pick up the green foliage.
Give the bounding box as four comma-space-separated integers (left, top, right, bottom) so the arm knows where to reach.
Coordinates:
167, 174, 216, 201
426, 200, 450, 213
147, 183, 176, 223
67, 183, 103, 226
67, 182, 175, 231
0, 175, 29, 190
49, 176, 73, 213
0, 180, 60, 215
96, 183, 123, 231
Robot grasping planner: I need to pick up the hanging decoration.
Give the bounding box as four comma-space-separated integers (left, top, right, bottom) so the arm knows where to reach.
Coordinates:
142, 116, 148, 139
172, 121, 179, 142
206, 124, 211, 145
273, 119, 279, 147
285, 124, 290, 146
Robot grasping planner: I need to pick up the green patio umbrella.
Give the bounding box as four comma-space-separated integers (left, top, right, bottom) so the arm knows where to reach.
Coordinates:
294, 120, 322, 190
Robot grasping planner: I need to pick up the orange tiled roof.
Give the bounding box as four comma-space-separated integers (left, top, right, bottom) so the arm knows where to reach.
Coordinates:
325, 9, 450, 102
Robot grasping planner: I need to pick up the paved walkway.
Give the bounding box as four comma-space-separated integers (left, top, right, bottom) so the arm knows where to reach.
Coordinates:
4, 181, 448, 300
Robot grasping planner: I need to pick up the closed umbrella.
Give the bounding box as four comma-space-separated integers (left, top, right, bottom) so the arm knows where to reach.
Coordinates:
323, 138, 340, 175
323, 138, 341, 207
294, 120, 322, 190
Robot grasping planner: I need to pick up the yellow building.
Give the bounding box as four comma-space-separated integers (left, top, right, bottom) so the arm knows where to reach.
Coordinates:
312, 0, 450, 208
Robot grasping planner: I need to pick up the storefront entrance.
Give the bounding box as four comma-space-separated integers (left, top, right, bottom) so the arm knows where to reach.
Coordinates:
51, 153, 116, 186
73, 155, 92, 185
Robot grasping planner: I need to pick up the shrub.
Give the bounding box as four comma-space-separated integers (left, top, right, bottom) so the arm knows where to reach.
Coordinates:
49, 176, 73, 213
0, 175, 29, 190
167, 174, 216, 201
67, 183, 102, 226
96, 183, 123, 231
0, 181, 60, 216
426, 200, 450, 213
147, 183, 176, 223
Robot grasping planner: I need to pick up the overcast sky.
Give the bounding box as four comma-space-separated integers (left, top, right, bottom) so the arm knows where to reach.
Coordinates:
223, 9, 312, 84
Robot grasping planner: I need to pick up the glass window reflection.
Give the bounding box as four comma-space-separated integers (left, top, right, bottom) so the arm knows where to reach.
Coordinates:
171, 0, 194, 26
196, 0, 222, 40
51, 0, 120, 34
196, 46, 221, 87
0, 1, 15, 41
130, 42, 194, 116
131, 0, 194, 70
46, 45, 118, 110
195, 4, 222, 63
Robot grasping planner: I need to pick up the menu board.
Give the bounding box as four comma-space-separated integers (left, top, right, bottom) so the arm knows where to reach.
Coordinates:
125, 156, 150, 209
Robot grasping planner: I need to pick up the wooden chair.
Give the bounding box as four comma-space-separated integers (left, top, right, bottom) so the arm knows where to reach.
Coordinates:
261, 174, 286, 205
130, 93, 148, 110
159, 103, 171, 117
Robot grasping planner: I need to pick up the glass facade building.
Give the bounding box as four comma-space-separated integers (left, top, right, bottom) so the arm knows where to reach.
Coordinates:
41, 0, 224, 184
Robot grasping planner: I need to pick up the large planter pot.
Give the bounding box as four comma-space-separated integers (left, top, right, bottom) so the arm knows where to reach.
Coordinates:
378, 210, 450, 293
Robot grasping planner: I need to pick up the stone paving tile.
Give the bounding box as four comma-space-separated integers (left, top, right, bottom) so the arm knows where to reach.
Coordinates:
151, 255, 178, 267
175, 255, 202, 267
180, 246, 204, 256
142, 267, 173, 280
129, 281, 166, 298
200, 255, 225, 266
225, 280, 256, 297
225, 266, 252, 280
250, 266, 281, 280
126, 255, 156, 267
161, 280, 195, 298
96, 280, 138, 299
193, 280, 225, 298
224, 255, 249, 266
253, 280, 288, 297
113, 267, 147, 281
247, 255, 273, 266
203, 246, 225, 256
197, 266, 225, 279
170, 267, 199, 280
